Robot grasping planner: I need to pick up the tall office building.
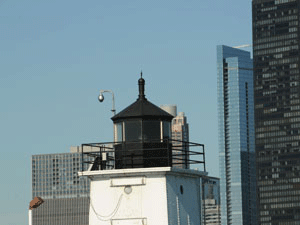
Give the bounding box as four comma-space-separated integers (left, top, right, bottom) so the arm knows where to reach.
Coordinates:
160, 105, 189, 168
252, 0, 300, 223
31, 147, 91, 225
202, 176, 221, 225
217, 45, 257, 225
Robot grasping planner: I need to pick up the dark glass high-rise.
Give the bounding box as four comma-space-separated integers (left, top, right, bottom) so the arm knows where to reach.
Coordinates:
253, 0, 300, 223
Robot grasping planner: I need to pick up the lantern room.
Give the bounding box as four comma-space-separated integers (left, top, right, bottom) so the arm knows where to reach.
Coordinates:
111, 74, 174, 169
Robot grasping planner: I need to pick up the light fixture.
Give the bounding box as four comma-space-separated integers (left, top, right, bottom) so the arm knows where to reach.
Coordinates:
98, 90, 116, 116
98, 93, 104, 102
29, 197, 44, 225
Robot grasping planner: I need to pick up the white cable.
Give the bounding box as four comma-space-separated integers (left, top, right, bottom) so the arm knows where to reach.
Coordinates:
89, 193, 123, 221
91, 194, 123, 221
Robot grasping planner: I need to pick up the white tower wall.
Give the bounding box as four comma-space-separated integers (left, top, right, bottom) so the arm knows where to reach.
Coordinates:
79, 167, 206, 225
166, 175, 201, 225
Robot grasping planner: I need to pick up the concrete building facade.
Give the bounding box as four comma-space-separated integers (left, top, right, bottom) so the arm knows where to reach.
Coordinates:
203, 176, 221, 225
160, 105, 189, 169
31, 147, 91, 225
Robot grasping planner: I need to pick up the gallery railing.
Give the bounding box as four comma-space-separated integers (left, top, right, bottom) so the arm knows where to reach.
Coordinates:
80, 139, 205, 172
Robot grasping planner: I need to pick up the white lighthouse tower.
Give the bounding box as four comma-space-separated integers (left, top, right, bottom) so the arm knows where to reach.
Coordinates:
79, 75, 207, 225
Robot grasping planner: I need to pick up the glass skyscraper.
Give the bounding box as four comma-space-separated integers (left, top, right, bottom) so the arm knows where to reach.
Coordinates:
217, 45, 257, 225
252, 0, 300, 223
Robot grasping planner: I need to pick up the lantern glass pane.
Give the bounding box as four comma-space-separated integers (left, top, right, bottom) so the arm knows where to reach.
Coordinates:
125, 120, 142, 141
143, 120, 160, 141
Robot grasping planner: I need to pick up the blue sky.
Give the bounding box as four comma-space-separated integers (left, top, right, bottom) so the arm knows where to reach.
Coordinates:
0, 0, 252, 224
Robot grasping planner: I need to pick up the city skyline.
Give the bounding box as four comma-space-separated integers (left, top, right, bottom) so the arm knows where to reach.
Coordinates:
0, 0, 252, 224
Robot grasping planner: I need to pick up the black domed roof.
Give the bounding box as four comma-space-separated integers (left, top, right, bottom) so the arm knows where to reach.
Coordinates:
111, 74, 174, 122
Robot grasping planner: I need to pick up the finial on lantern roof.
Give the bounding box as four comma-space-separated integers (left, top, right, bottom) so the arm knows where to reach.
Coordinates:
138, 71, 146, 100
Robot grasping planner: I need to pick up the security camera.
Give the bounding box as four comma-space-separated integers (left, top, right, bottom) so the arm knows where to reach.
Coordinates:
98, 94, 104, 102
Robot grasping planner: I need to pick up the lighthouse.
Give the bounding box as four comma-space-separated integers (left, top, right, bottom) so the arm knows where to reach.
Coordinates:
78, 74, 207, 225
